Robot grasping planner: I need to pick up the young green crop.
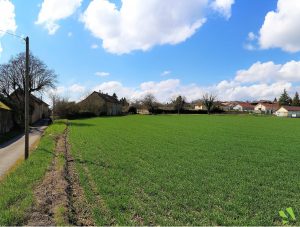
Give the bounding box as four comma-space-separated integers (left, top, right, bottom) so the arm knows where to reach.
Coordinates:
69, 115, 300, 226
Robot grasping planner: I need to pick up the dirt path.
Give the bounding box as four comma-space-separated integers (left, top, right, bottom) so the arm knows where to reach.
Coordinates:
27, 127, 94, 226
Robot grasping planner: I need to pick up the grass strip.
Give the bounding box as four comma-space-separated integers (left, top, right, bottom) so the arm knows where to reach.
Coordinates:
0, 120, 66, 225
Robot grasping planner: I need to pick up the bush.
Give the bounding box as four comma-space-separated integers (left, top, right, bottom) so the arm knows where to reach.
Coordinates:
128, 106, 137, 114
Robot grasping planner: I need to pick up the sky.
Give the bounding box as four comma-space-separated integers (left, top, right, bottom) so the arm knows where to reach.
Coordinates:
1, 0, 300, 103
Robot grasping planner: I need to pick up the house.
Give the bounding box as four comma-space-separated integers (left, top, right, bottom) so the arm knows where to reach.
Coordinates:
254, 103, 280, 114
233, 102, 255, 112
275, 106, 300, 118
0, 101, 14, 135
10, 90, 50, 124
137, 108, 150, 115
219, 102, 236, 111
79, 91, 122, 116
194, 103, 207, 110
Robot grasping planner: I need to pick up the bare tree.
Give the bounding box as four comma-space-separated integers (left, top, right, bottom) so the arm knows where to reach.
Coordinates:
173, 95, 186, 114
203, 93, 216, 114
141, 93, 157, 113
48, 92, 59, 117
0, 52, 57, 125
0, 52, 57, 99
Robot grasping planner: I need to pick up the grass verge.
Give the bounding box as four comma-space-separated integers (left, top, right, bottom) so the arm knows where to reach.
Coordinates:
0, 121, 66, 225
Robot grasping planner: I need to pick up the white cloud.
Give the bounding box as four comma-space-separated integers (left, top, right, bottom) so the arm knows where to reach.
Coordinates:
235, 61, 300, 83
93, 81, 136, 99
259, 0, 300, 52
210, 0, 235, 19
91, 44, 99, 49
214, 80, 291, 101
0, 0, 17, 56
69, 84, 85, 93
89, 78, 290, 103
48, 59, 300, 103
36, 0, 83, 35
247, 32, 257, 41
161, 70, 171, 76
243, 43, 255, 51
0, 0, 17, 36
81, 0, 236, 54
95, 71, 110, 77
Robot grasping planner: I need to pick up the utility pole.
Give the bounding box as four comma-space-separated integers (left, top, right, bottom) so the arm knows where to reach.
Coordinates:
25, 36, 29, 160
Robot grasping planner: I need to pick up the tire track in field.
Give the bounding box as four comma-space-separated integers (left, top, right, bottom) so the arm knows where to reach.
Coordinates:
75, 146, 116, 225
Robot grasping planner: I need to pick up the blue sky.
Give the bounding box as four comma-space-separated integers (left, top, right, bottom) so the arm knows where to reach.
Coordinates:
1, 0, 300, 102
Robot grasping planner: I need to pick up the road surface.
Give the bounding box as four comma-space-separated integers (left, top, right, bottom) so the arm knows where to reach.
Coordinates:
0, 123, 48, 179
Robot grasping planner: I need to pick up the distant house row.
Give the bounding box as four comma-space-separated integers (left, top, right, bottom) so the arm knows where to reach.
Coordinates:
195, 101, 300, 118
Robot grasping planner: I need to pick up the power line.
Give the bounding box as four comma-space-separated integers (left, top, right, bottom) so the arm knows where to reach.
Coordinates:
0, 29, 25, 41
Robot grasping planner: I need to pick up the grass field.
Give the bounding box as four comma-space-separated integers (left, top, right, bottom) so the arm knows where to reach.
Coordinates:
0, 121, 66, 225
69, 115, 300, 225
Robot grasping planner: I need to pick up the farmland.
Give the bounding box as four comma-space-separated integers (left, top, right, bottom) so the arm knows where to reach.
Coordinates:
69, 115, 300, 225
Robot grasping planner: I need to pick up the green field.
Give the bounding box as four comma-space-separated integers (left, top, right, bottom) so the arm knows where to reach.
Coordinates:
69, 115, 300, 225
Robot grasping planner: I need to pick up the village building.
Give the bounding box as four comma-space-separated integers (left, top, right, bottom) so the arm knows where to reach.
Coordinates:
233, 102, 255, 112
137, 108, 150, 115
254, 103, 280, 114
0, 101, 14, 135
10, 90, 50, 124
275, 106, 300, 118
79, 91, 122, 116
194, 103, 207, 110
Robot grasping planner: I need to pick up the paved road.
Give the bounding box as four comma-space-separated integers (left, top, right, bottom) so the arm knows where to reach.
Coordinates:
0, 123, 48, 179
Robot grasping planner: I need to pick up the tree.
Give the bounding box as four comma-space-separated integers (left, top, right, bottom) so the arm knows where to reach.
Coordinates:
120, 97, 129, 106
173, 95, 186, 114
141, 93, 157, 113
112, 93, 118, 100
292, 92, 300, 106
0, 52, 57, 98
202, 93, 216, 114
0, 52, 57, 125
279, 89, 291, 106
55, 97, 79, 119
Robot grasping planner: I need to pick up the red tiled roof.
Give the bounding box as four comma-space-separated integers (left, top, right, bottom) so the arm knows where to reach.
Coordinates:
281, 106, 300, 111
237, 102, 255, 109
259, 103, 280, 110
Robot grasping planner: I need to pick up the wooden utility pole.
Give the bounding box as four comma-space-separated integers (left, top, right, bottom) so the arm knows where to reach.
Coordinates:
25, 36, 29, 160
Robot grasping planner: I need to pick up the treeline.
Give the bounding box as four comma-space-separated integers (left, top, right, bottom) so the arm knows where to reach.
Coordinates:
279, 89, 300, 106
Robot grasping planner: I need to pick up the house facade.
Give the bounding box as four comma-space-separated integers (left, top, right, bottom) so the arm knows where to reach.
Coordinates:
79, 91, 122, 116
275, 106, 300, 118
194, 103, 207, 110
254, 103, 279, 114
10, 90, 50, 124
0, 102, 14, 135
30, 95, 50, 123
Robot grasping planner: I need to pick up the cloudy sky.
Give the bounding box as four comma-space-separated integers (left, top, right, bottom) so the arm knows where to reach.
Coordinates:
1, 0, 300, 102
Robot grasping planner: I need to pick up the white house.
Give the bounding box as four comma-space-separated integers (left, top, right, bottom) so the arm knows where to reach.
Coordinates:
233, 103, 255, 112
194, 103, 207, 110
275, 106, 300, 118
254, 103, 279, 114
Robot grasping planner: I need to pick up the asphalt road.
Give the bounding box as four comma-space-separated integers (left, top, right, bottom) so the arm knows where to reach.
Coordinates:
0, 123, 48, 179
